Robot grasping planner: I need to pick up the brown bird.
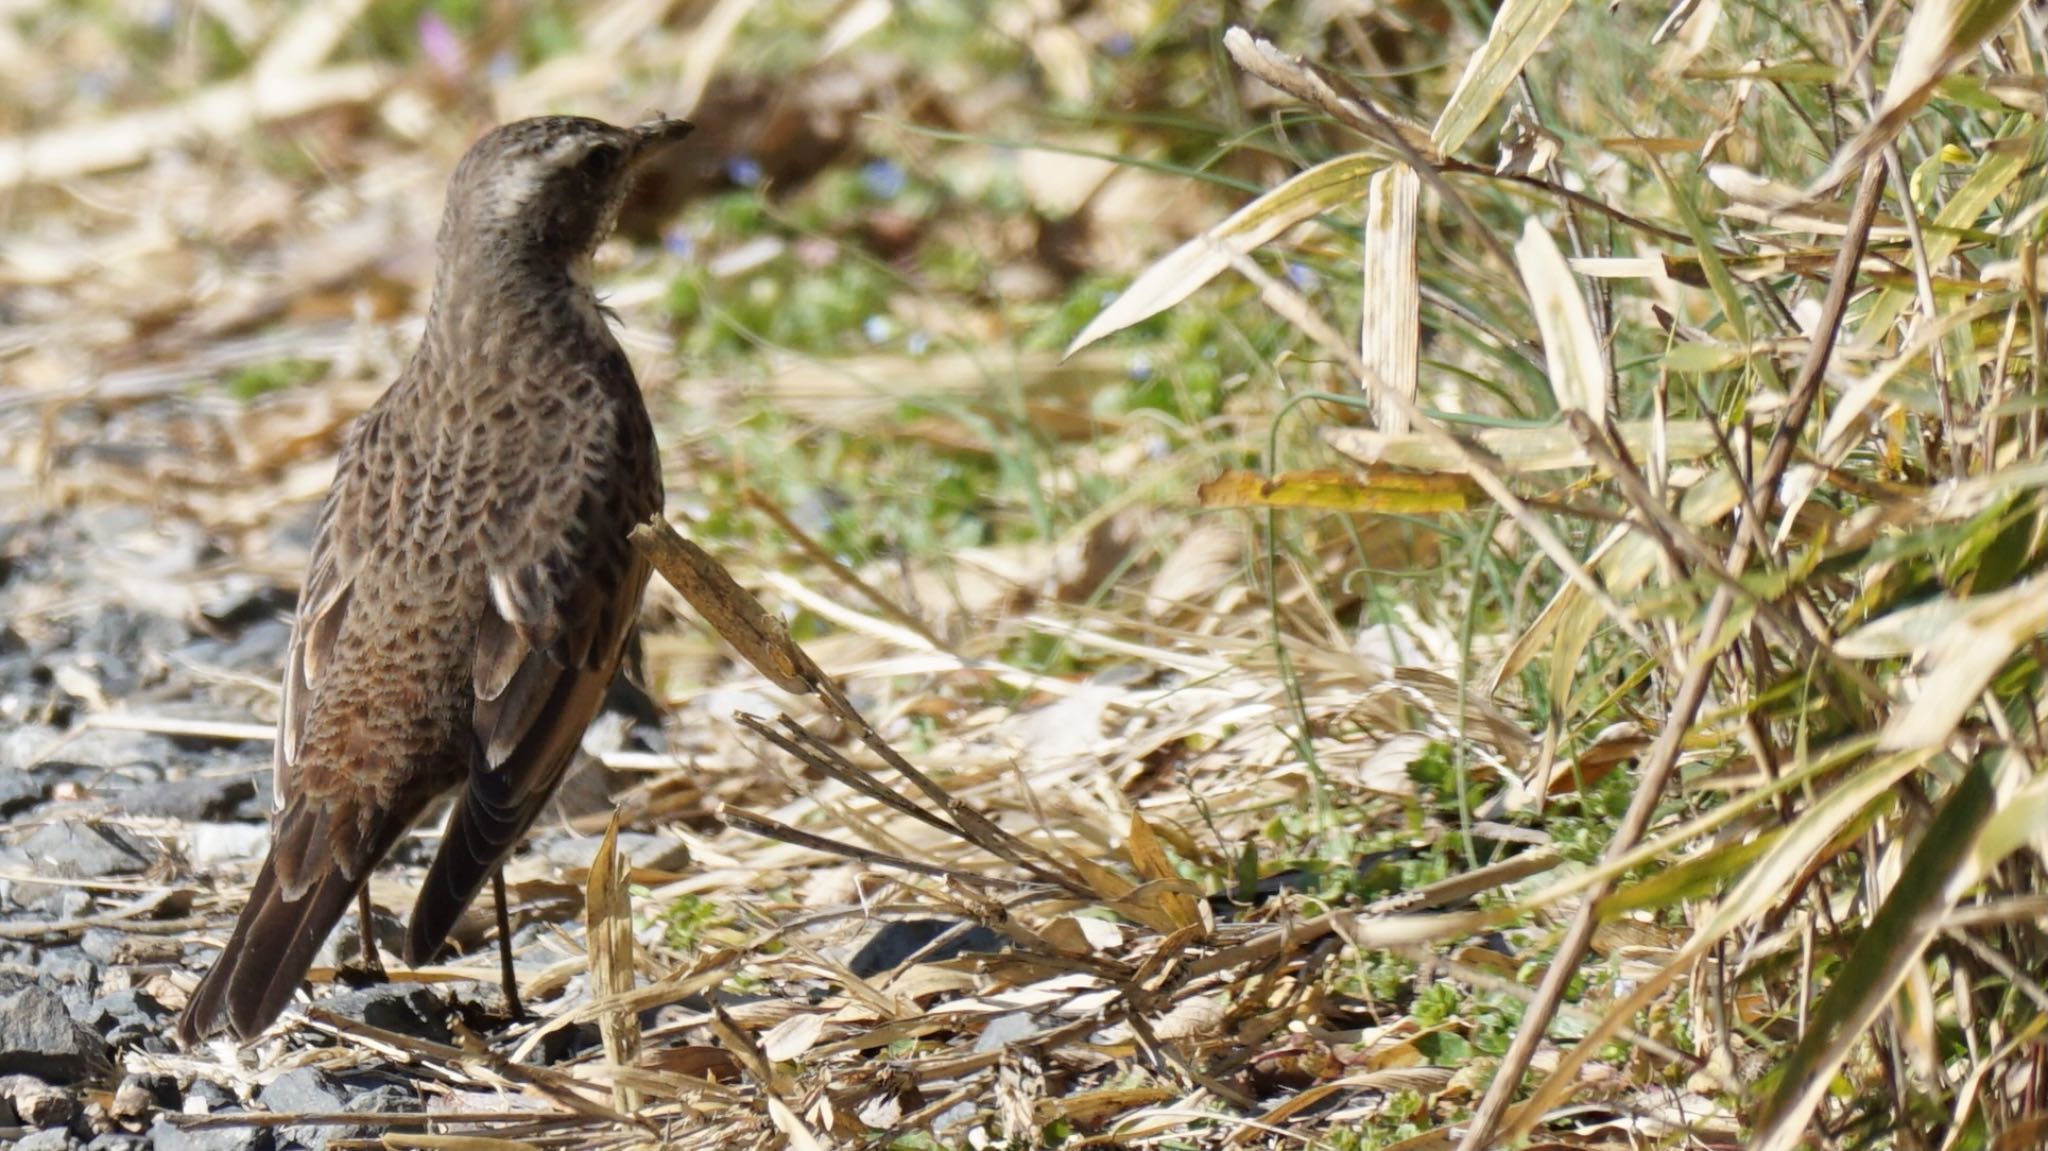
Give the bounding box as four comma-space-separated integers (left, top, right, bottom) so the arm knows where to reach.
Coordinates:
177, 114, 691, 1045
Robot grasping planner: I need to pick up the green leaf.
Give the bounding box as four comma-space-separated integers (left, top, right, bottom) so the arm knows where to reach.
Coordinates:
1751, 759, 1994, 1151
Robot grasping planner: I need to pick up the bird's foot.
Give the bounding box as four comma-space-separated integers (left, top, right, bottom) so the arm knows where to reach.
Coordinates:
335, 945, 390, 988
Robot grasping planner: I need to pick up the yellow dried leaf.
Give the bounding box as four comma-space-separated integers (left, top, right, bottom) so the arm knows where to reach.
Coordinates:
1126, 814, 1200, 929
585, 810, 641, 1113
1197, 468, 1476, 514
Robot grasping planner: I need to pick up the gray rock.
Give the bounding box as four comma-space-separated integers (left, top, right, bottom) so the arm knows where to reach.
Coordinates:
180, 620, 290, 674
242, 774, 274, 819
0, 1072, 78, 1126
78, 989, 168, 1050
76, 608, 190, 677
256, 1068, 362, 1151
197, 580, 289, 632
928, 1098, 979, 1140
32, 951, 96, 1015
0, 847, 38, 909
87, 1135, 147, 1151
184, 824, 268, 867
146, 1115, 273, 1151
0, 983, 113, 1084
0, 770, 49, 817
20, 824, 154, 879
540, 830, 689, 872
182, 1080, 235, 1112
342, 1080, 413, 1114
45, 652, 139, 713
77, 930, 123, 966
12, 1127, 79, 1151
0, 725, 64, 772
846, 918, 1003, 975
257, 1067, 347, 1111
313, 986, 450, 1045
27, 729, 174, 775
112, 774, 256, 822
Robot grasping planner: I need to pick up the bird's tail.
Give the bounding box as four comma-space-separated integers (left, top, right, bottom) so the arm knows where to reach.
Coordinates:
174, 849, 363, 1045
176, 795, 404, 1046
403, 781, 523, 967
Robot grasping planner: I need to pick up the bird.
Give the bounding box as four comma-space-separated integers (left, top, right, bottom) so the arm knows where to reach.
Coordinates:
176, 114, 692, 1046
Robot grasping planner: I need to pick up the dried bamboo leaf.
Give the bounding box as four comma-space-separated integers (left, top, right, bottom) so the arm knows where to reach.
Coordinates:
720, 804, 1022, 888
1811, 0, 2027, 195
0, 66, 385, 187
630, 516, 816, 694
759, 1012, 827, 1062
1544, 563, 1605, 725
385, 1130, 544, 1138
1361, 164, 1420, 433
1065, 154, 1381, 357
1430, 0, 1575, 155
1844, 572, 2048, 750
1144, 521, 1244, 618
585, 809, 641, 1114
1197, 468, 1477, 515
1325, 418, 1718, 474
1855, 127, 2042, 341
1489, 526, 1625, 692
1515, 219, 1607, 418
1124, 814, 1201, 931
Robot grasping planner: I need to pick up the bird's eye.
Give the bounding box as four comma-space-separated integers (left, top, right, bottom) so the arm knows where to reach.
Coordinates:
579, 144, 624, 177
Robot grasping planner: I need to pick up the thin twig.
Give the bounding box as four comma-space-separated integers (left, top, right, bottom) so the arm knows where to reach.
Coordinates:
1458, 157, 1891, 1151
742, 488, 954, 654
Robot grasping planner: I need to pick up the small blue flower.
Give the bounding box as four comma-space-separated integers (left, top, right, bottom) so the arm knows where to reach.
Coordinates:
1285, 261, 1320, 292
907, 331, 931, 356
860, 159, 906, 200
863, 314, 895, 344
727, 156, 763, 187
663, 228, 696, 259
1127, 352, 1154, 382
487, 50, 517, 84
1105, 32, 1134, 57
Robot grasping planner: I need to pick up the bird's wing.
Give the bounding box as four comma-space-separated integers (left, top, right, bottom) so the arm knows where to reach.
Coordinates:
468, 527, 645, 811
470, 498, 645, 769
468, 383, 655, 773
274, 406, 384, 807
402, 472, 649, 963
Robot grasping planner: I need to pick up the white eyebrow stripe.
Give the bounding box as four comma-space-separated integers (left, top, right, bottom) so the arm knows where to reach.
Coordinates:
543, 135, 591, 163
485, 161, 549, 221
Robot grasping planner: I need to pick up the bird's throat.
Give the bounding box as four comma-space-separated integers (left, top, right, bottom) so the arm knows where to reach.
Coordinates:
422, 256, 620, 383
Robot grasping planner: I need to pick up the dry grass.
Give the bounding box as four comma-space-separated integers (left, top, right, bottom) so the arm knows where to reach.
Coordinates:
8, 0, 2048, 1148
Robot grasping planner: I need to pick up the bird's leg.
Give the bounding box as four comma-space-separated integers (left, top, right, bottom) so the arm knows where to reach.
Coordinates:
494, 869, 526, 1021
340, 887, 389, 986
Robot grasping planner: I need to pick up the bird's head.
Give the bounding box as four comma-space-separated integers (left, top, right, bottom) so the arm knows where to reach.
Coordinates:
439, 114, 695, 264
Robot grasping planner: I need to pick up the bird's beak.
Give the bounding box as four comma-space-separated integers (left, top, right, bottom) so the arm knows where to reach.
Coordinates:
628, 116, 695, 164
